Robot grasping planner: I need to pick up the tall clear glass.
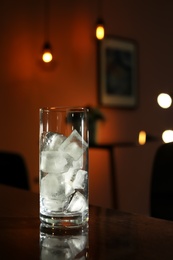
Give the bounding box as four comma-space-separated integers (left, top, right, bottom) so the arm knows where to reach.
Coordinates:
39, 107, 89, 228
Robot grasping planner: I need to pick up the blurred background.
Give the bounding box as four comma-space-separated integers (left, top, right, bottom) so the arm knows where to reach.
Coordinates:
1, 0, 173, 216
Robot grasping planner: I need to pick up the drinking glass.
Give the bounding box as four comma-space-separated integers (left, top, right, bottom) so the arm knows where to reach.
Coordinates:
39, 107, 89, 228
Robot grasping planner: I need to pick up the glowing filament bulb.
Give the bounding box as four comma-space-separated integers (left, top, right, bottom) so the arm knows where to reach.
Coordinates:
96, 18, 105, 40
138, 130, 146, 145
42, 42, 53, 63
96, 25, 105, 40
42, 51, 52, 63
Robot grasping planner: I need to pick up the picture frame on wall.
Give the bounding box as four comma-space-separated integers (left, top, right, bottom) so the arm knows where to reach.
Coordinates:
98, 36, 138, 108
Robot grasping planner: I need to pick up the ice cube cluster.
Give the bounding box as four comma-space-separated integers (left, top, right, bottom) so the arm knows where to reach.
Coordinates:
40, 129, 88, 214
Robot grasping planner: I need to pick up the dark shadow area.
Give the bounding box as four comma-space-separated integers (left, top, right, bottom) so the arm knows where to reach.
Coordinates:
0, 151, 29, 190
150, 142, 173, 221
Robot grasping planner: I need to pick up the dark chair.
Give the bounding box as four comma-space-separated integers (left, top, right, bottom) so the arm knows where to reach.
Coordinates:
150, 142, 173, 221
0, 151, 29, 190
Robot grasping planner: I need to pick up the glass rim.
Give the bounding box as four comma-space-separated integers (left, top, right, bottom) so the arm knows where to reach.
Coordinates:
40, 106, 89, 113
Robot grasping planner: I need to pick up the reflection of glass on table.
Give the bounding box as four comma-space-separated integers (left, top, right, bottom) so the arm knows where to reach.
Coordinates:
40, 224, 89, 260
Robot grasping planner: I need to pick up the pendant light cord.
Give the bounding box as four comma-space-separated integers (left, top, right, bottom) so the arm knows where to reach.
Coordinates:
44, 0, 50, 43
97, 0, 103, 19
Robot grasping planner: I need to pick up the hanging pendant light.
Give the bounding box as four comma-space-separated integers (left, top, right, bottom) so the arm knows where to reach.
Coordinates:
42, 42, 53, 63
96, 0, 105, 40
96, 18, 105, 40
42, 0, 53, 63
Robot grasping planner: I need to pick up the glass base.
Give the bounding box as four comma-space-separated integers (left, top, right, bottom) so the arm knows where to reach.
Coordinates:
40, 212, 88, 228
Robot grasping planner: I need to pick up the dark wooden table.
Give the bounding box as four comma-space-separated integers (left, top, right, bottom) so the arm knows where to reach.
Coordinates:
0, 184, 173, 259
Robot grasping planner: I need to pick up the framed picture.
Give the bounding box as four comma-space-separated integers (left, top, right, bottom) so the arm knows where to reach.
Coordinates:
98, 36, 138, 108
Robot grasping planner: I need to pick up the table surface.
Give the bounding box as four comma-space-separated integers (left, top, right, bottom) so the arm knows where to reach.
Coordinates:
1, 184, 173, 259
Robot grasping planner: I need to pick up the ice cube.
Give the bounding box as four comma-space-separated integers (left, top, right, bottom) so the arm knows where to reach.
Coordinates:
72, 156, 83, 169
73, 170, 87, 190
63, 167, 76, 197
65, 181, 75, 197
40, 151, 70, 174
42, 197, 66, 212
41, 132, 66, 151
64, 167, 77, 183
67, 191, 87, 212
41, 174, 67, 211
44, 132, 66, 151
41, 174, 65, 198
59, 130, 88, 161
63, 167, 77, 197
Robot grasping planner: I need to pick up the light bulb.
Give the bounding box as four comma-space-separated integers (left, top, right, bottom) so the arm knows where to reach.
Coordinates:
96, 25, 105, 40
96, 19, 105, 40
162, 130, 173, 143
157, 93, 172, 109
42, 42, 53, 63
42, 51, 52, 63
138, 130, 146, 145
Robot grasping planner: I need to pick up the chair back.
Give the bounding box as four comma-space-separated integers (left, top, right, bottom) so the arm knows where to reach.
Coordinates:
150, 142, 173, 220
0, 151, 29, 190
